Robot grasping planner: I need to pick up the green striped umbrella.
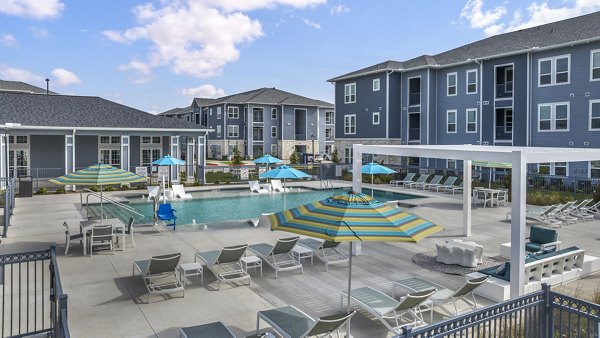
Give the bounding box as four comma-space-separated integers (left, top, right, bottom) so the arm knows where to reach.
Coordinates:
267, 191, 443, 313
50, 164, 147, 218
473, 160, 512, 188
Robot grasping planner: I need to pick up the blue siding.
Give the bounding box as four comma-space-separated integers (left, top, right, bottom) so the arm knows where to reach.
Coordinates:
388, 72, 402, 139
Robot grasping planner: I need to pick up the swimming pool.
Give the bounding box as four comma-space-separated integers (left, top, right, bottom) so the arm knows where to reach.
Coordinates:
102, 188, 422, 229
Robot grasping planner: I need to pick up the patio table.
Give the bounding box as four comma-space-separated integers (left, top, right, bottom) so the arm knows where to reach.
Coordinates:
393, 277, 454, 322
80, 218, 127, 255
474, 188, 503, 207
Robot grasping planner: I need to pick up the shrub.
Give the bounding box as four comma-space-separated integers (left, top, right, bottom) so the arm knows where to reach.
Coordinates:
331, 149, 340, 163
289, 150, 300, 164
90, 185, 99, 192
593, 184, 600, 202
231, 146, 244, 166
56, 187, 66, 194
36, 187, 47, 195
120, 185, 130, 190
104, 186, 115, 192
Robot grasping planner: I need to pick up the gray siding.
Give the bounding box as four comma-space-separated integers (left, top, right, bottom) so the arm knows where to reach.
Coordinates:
75, 136, 97, 168
130, 136, 140, 167
31, 135, 64, 170
388, 72, 402, 139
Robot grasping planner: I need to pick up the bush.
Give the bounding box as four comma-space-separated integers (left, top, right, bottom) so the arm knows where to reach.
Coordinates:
205, 171, 237, 184
289, 150, 300, 164
56, 187, 66, 194
594, 184, 600, 202
90, 185, 99, 192
331, 149, 340, 163
104, 186, 115, 192
231, 146, 244, 166
36, 187, 47, 195
120, 185, 130, 190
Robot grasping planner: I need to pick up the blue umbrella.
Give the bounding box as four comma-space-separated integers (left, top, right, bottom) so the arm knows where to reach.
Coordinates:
361, 162, 397, 197
254, 154, 283, 182
260, 165, 310, 209
152, 155, 186, 165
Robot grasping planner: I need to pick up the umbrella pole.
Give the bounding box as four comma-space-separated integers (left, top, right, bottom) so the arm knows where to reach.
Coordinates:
283, 178, 286, 210
346, 241, 353, 337
371, 174, 374, 197
100, 185, 104, 220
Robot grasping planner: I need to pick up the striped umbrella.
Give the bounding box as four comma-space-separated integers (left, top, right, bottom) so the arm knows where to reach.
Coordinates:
268, 191, 443, 314
50, 164, 147, 218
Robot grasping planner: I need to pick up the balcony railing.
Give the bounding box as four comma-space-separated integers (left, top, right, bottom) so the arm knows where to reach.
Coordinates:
295, 133, 306, 141
496, 83, 513, 98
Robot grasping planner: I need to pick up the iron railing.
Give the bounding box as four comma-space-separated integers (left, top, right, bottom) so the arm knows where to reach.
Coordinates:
396, 284, 599, 338
0, 244, 69, 338
1, 177, 16, 238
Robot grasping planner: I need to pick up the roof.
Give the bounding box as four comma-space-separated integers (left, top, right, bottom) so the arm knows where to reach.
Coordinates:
0, 91, 205, 130
0, 79, 58, 95
158, 106, 193, 116
193, 97, 218, 107
329, 11, 600, 81
328, 60, 403, 82
202, 87, 333, 108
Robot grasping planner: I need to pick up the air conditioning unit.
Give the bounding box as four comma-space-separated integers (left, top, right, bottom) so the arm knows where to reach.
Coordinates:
584, 141, 590, 146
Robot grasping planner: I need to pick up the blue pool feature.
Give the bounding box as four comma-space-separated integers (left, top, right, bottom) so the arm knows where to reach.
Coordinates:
103, 188, 422, 229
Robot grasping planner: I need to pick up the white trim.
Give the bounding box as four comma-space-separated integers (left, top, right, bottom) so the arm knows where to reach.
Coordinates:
344, 83, 356, 104
325, 110, 334, 124
537, 102, 570, 132
505, 67, 513, 93
446, 159, 457, 169
591, 49, 600, 82
344, 114, 356, 135
407, 76, 421, 107
227, 106, 239, 119
372, 78, 380, 91
589, 99, 600, 131
271, 107, 277, 120
590, 160, 600, 178
0, 124, 212, 133
227, 125, 239, 138
446, 72, 457, 96
466, 69, 478, 94
538, 54, 571, 87
446, 109, 457, 133
372, 112, 380, 125
504, 109, 513, 134
466, 108, 478, 133
271, 125, 277, 138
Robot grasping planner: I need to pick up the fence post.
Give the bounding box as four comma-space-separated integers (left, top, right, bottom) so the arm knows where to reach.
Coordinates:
542, 283, 552, 337
399, 325, 411, 338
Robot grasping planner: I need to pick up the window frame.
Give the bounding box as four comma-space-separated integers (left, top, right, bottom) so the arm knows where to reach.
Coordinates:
591, 49, 600, 81
227, 125, 239, 138
372, 78, 380, 91
447, 159, 457, 169
344, 114, 356, 135
344, 83, 356, 104
504, 109, 513, 133
270, 144, 277, 155
446, 109, 457, 133
344, 147, 353, 164
466, 69, 478, 94
227, 106, 239, 119
590, 160, 600, 178
271, 125, 277, 138
538, 102, 570, 132
271, 108, 277, 120
538, 55, 570, 87
447, 72, 457, 96
466, 108, 478, 133
590, 99, 600, 131
372, 112, 380, 125
252, 108, 264, 123
325, 111, 334, 124
216, 106, 222, 119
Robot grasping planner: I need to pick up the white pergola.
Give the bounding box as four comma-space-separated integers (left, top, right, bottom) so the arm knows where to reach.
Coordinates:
351, 144, 600, 299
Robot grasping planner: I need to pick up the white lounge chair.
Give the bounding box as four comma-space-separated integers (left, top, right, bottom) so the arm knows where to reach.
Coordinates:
133, 253, 184, 303
404, 174, 430, 188
420, 175, 443, 190
249, 237, 303, 278
430, 176, 457, 192
248, 180, 269, 194
390, 173, 416, 186
297, 238, 348, 271
172, 184, 193, 199
271, 179, 291, 192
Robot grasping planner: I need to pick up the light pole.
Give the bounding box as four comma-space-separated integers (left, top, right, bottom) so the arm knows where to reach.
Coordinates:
310, 134, 315, 166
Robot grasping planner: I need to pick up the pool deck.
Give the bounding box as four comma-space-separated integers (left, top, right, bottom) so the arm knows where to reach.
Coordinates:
3, 180, 600, 337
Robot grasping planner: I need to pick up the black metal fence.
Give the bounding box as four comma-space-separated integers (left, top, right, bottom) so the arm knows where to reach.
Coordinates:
396, 284, 599, 338
1, 177, 16, 238
0, 244, 69, 338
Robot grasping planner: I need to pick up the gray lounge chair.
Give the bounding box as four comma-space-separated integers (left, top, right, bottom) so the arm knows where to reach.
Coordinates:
405, 174, 430, 189
257, 305, 355, 338
180, 321, 235, 338
431, 275, 489, 316
419, 175, 443, 190
390, 173, 415, 186
133, 253, 184, 303
340, 287, 436, 334
195, 244, 250, 290
297, 238, 348, 271
249, 237, 303, 278
430, 176, 457, 192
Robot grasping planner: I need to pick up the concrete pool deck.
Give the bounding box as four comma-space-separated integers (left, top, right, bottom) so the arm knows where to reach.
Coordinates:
3, 180, 600, 337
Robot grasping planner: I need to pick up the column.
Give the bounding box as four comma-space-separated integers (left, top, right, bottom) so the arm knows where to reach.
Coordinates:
351, 144, 363, 255
196, 135, 206, 183
463, 159, 472, 236
0, 133, 6, 188
510, 151, 526, 298
186, 137, 195, 180
170, 136, 180, 182
65, 134, 75, 191
120, 135, 130, 172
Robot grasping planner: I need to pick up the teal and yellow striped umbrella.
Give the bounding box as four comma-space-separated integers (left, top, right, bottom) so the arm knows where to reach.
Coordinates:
49, 163, 147, 186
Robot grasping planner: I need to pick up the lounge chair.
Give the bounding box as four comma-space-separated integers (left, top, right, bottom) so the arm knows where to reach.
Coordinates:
405, 174, 430, 189
581, 200, 600, 216
341, 287, 436, 334
249, 237, 303, 278
419, 175, 443, 190
430, 276, 489, 316
157, 203, 177, 229
172, 184, 193, 199
195, 244, 250, 290
63, 221, 83, 255
430, 176, 457, 192
444, 180, 465, 194
132, 253, 184, 303
552, 201, 578, 224
248, 213, 272, 227
565, 199, 594, 221
271, 179, 291, 192
297, 238, 348, 271
249, 180, 269, 194
390, 173, 415, 186
506, 204, 563, 226
180, 321, 235, 338
257, 305, 355, 338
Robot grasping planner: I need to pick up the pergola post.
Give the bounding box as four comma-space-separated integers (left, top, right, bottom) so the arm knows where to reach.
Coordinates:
462, 159, 472, 236
352, 144, 363, 256
510, 150, 527, 298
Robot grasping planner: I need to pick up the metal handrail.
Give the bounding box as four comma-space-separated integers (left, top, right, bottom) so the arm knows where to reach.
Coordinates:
80, 189, 144, 219
321, 179, 334, 189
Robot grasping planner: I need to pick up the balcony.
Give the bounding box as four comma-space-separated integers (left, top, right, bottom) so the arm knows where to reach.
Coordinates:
295, 133, 306, 141
496, 83, 513, 99
408, 128, 420, 142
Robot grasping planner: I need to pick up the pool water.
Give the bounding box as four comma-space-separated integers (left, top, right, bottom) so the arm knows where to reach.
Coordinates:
107, 188, 422, 228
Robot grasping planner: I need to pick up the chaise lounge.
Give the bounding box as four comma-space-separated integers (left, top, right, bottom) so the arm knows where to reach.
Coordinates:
195, 244, 251, 290
249, 237, 303, 278
133, 253, 185, 303
297, 238, 348, 271
257, 305, 355, 338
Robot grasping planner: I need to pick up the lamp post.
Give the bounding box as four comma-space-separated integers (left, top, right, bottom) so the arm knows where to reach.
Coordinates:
310, 134, 315, 166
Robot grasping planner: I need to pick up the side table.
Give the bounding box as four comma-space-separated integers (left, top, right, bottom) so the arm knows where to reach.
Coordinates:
240, 255, 263, 277
179, 262, 203, 285
291, 245, 313, 266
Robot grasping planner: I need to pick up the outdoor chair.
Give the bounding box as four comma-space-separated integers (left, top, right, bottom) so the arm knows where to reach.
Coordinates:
341, 286, 436, 334
473, 189, 492, 207
526, 226, 561, 253
180, 321, 236, 338
405, 174, 430, 189
391, 172, 415, 186
157, 203, 177, 229
147, 186, 159, 201
195, 244, 250, 290
248, 180, 269, 194
133, 253, 184, 303
496, 189, 509, 207
443, 180, 464, 194
565, 199, 594, 221
172, 184, 193, 199
430, 276, 489, 316
581, 200, 600, 218
63, 221, 83, 255
271, 179, 291, 192
257, 305, 355, 338
507, 204, 562, 225
420, 175, 443, 190
297, 238, 348, 271
115, 217, 135, 249
552, 201, 578, 224
431, 176, 457, 192
249, 237, 303, 278
89, 224, 114, 256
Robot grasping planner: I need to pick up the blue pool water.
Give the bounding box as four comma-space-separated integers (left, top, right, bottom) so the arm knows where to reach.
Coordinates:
111, 188, 422, 227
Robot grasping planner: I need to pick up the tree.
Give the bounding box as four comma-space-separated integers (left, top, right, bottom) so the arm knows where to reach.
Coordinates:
331, 148, 340, 163
289, 150, 300, 164
231, 146, 244, 166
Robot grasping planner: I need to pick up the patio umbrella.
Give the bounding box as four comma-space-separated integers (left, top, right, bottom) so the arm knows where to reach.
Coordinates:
473, 160, 512, 188
267, 191, 443, 314
362, 162, 397, 197
260, 164, 310, 209
254, 154, 282, 182
152, 155, 185, 187
49, 164, 147, 219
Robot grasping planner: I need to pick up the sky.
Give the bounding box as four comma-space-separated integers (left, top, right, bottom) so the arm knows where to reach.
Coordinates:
1, 0, 600, 114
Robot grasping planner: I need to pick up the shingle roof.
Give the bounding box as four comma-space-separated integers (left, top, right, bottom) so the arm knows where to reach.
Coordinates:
0, 92, 204, 130
329, 11, 600, 81
193, 97, 218, 106
327, 60, 403, 82
202, 87, 333, 108
158, 106, 193, 116
0, 79, 58, 95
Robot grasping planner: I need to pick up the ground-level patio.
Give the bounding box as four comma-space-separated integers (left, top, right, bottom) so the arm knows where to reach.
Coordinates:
2, 180, 599, 337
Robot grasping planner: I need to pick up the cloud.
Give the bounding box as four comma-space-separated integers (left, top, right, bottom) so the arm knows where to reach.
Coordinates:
330, 4, 349, 16
0, 0, 64, 19
0, 64, 43, 83
181, 84, 225, 98
460, 0, 600, 36
29, 26, 48, 39
105, 0, 327, 82
0, 34, 17, 47
51, 68, 81, 85
301, 17, 321, 29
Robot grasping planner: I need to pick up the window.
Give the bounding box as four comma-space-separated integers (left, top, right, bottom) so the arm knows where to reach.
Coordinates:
447, 72, 457, 96
344, 83, 356, 103
271, 144, 277, 155
252, 108, 264, 122
590, 100, 600, 130
372, 112, 380, 125
539, 162, 568, 176
505, 68, 513, 92
216, 125, 222, 136
591, 161, 600, 178
100, 136, 120, 144
554, 162, 567, 176
271, 108, 277, 119
539, 55, 570, 86
325, 128, 333, 140
466, 69, 477, 94
141, 149, 161, 166
7, 136, 29, 177
227, 125, 239, 137
591, 50, 600, 81
538, 163, 550, 174
466, 108, 477, 133
373, 78, 380, 91
271, 126, 277, 138
446, 110, 457, 133
505, 109, 513, 133
9, 135, 28, 144
142, 136, 161, 144
325, 145, 332, 155
99, 149, 120, 166
344, 147, 353, 164
538, 103, 569, 131
216, 106, 222, 119
227, 107, 239, 119
344, 114, 356, 134
253, 127, 263, 141
408, 77, 420, 106
325, 111, 334, 124
447, 159, 457, 169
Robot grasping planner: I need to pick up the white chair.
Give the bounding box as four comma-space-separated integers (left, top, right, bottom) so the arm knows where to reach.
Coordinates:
248, 180, 269, 194
271, 179, 291, 192
172, 184, 193, 199
147, 186, 159, 201
89, 224, 114, 256
63, 221, 83, 255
